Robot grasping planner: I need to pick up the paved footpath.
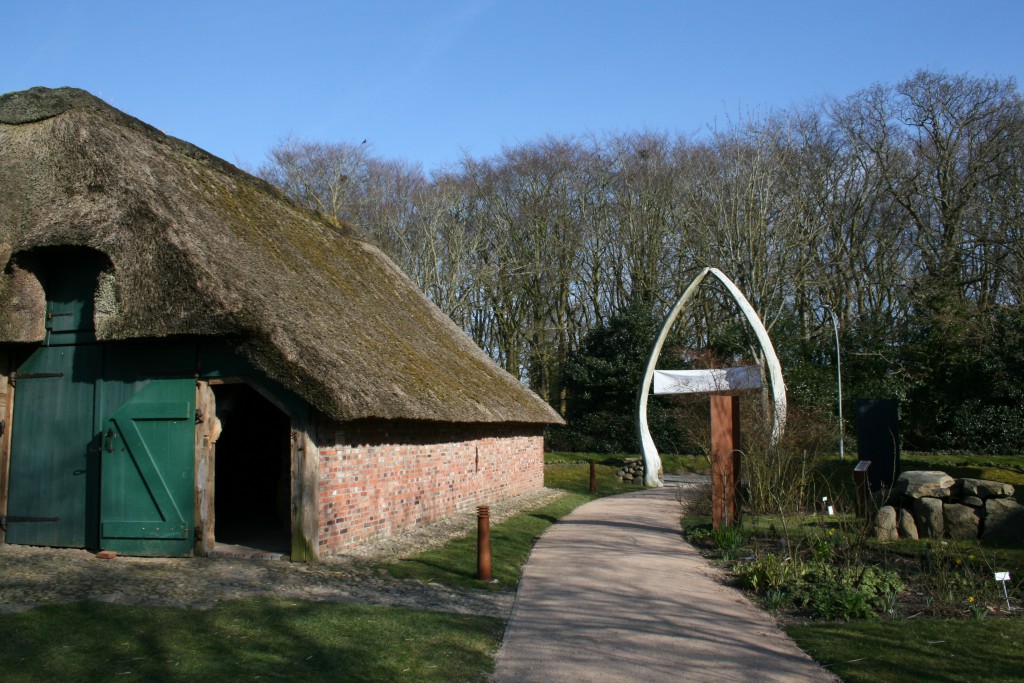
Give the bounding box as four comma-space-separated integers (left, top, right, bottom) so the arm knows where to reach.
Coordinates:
492, 485, 837, 682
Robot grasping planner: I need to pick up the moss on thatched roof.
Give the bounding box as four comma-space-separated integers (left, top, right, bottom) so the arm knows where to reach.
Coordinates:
0, 87, 562, 425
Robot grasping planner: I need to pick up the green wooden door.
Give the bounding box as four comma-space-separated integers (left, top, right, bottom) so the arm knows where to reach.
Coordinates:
5, 344, 101, 547
44, 252, 101, 346
100, 378, 196, 556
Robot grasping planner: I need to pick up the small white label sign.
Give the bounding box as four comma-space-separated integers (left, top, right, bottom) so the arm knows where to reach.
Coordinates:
995, 571, 1011, 582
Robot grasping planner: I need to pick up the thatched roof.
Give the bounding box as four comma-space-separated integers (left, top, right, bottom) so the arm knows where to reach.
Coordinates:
0, 87, 562, 426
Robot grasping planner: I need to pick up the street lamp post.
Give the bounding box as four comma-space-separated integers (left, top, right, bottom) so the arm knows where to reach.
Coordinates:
824, 306, 845, 461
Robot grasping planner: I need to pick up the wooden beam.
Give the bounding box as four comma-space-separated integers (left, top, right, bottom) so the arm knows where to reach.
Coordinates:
193, 381, 217, 556
711, 395, 741, 530
290, 420, 319, 562
0, 352, 13, 545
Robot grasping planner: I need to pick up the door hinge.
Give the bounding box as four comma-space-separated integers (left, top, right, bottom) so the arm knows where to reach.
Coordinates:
10, 372, 65, 387
1, 515, 61, 532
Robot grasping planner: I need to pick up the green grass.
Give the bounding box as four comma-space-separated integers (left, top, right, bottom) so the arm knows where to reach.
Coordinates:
383, 492, 592, 589
545, 451, 710, 475
384, 457, 643, 589
787, 618, 1024, 683
1, 465, 629, 683
901, 452, 1024, 471
543, 462, 639, 495
0, 599, 503, 683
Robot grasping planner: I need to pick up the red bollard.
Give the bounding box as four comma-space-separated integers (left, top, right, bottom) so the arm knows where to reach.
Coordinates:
589, 460, 597, 493
477, 505, 492, 581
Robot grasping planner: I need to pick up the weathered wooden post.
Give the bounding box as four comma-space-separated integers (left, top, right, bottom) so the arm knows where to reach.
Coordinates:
477, 505, 492, 581
711, 395, 742, 529
589, 460, 597, 494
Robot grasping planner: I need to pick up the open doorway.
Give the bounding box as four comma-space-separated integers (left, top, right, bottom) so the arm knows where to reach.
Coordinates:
212, 383, 291, 556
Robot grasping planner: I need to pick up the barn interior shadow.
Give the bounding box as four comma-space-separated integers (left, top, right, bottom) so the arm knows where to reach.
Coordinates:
212, 383, 291, 556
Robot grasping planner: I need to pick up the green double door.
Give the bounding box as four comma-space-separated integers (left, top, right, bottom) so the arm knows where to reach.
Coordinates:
7, 343, 196, 556
6, 251, 198, 556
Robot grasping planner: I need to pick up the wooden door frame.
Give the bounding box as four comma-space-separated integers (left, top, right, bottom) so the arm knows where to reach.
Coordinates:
0, 352, 15, 545
194, 378, 319, 562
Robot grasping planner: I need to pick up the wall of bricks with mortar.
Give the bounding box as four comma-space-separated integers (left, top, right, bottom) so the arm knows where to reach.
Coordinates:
317, 420, 545, 555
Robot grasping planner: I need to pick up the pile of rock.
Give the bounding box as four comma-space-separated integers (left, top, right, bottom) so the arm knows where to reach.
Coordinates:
874, 470, 1024, 544
616, 458, 646, 483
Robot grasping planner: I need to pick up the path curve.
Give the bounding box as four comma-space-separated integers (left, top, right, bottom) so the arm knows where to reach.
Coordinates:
492, 486, 837, 682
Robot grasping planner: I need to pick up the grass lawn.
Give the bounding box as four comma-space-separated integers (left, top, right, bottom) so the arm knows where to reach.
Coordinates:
545, 451, 710, 475
0, 599, 503, 683
383, 453, 640, 588
787, 618, 1024, 683
382, 491, 593, 589
14, 451, 1019, 681
0, 458, 629, 683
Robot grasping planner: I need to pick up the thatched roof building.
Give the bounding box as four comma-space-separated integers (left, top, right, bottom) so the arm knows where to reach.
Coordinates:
0, 87, 560, 561
0, 86, 561, 426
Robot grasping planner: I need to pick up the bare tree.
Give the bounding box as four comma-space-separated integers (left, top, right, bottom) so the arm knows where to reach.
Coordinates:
258, 137, 372, 223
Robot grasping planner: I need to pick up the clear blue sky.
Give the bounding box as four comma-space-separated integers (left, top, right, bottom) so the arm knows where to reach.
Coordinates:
5, 1, 1023, 174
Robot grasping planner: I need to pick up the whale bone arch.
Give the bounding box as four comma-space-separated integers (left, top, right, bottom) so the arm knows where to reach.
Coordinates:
636, 267, 787, 487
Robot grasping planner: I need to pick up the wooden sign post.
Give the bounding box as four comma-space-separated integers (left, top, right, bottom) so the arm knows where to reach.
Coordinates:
646, 368, 757, 529
710, 394, 742, 530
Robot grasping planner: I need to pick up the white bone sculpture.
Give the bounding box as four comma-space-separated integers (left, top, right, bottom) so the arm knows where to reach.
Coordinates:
635, 267, 787, 487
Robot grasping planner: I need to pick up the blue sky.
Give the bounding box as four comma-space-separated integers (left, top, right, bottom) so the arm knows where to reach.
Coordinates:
4, 1, 1023, 174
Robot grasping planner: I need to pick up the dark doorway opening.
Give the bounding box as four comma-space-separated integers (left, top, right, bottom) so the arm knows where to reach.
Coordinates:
212, 383, 291, 555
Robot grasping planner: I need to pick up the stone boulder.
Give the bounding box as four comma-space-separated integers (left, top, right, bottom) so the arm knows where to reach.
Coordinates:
897, 471, 955, 499
958, 478, 1015, 499
983, 498, 1024, 544
874, 505, 899, 542
913, 497, 944, 539
897, 508, 919, 540
616, 458, 646, 484
943, 503, 979, 541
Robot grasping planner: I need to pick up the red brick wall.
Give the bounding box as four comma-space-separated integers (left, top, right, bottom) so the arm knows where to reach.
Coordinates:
317, 421, 545, 555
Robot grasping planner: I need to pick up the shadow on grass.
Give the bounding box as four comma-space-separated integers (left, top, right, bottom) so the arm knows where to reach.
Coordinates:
529, 513, 559, 523
0, 600, 503, 683
788, 618, 1024, 683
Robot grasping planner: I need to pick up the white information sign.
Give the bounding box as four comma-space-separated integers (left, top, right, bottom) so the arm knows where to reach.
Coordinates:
652, 366, 762, 395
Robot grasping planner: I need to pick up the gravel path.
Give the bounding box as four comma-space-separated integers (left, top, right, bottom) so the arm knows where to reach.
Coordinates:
0, 488, 563, 618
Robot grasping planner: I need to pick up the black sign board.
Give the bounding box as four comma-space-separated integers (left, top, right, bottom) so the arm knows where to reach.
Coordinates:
855, 399, 900, 491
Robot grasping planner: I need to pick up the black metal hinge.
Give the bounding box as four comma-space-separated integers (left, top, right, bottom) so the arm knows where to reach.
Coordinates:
10, 372, 65, 387
0, 515, 61, 532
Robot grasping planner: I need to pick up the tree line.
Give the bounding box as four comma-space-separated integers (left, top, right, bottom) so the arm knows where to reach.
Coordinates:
259, 71, 1024, 453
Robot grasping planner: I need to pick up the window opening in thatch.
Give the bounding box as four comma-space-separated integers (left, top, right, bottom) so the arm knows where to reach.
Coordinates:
212, 382, 291, 555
